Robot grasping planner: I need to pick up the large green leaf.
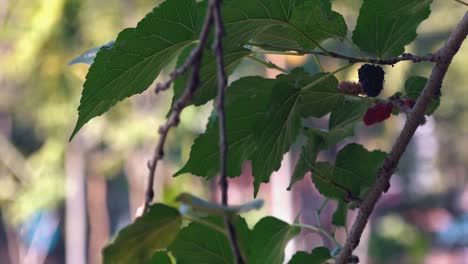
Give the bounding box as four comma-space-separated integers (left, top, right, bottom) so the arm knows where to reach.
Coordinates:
352, 0, 432, 58
253, 70, 343, 195
174, 76, 276, 179
288, 247, 332, 264
169, 217, 251, 264
311, 143, 387, 201
71, 0, 200, 139
404, 76, 440, 115
172, 0, 348, 107
329, 98, 371, 131
224, 0, 347, 49
248, 217, 301, 264
102, 204, 182, 264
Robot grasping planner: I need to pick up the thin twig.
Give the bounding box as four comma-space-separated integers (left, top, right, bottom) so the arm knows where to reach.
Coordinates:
212, 0, 245, 263
142, 3, 215, 214
248, 42, 438, 65
336, 12, 468, 264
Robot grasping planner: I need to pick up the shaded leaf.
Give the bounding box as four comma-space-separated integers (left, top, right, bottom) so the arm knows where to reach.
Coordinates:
311, 144, 387, 201
404, 76, 440, 115
249, 217, 301, 264
332, 201, 348, 227
175, 76, 276, 179
253, 70, 343, 195
352, 0, 432, 58
102, 204, 181, 264
329, 98, 372, 130
288, 132, 324, 190
289, 0, 347, 49
288, 247, 332, 264
172, 46, 251, 107
169, 217, 251, 264
146, 251, 172, 264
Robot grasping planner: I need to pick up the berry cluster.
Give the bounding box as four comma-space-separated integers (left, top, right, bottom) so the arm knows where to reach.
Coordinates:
358, 64, 385, 97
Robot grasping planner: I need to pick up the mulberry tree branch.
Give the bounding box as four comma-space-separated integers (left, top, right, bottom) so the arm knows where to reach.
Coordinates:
142, 3, 215, 214
212, 0, 245, 263
248, 42, 438, 65
336, 12, 468, 264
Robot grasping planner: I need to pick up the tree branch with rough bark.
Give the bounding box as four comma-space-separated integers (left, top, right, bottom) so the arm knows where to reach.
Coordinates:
336, 12, 468, 264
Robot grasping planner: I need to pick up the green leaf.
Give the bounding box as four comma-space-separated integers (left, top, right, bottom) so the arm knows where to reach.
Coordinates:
289, 126, 356, 190
146, 251, 172, 264
352, 0, 432, 58
172, 46, 251, 107
169, 217, 251, 264
102, 204, 182, 264
311, 143, 387, 201
298, 73, 344, 118
172, 0, 348, 107
224, 0, 347, 49
175, 76, 276, 179
404, 76, 440, 115
289, 0, 348, 49
249, 217, 301, 264
253, 70, 343, 195
332, 202, 348, 227
288, 247, 332, 264
288, 132, 324, 190
71, 0, 200, 139
175, 193, 264, 216
329, 98, 371, 131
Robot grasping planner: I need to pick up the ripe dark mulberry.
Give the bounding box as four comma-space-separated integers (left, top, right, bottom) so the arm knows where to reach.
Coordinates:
363, 103, 393, 126
358, 64, 385, 97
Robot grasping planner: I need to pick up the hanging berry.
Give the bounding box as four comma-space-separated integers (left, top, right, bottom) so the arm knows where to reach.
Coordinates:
358, 64, 385, 97
363, 102, 393, 126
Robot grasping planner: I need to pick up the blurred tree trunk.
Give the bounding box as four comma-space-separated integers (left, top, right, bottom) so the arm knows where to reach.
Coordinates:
86, 172, 109, 264
65, 139, 86, 264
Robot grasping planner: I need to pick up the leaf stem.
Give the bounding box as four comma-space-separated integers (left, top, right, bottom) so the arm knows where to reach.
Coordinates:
246, 42, 437, 65
312, 55, 325, 72
247, 55, 288, 73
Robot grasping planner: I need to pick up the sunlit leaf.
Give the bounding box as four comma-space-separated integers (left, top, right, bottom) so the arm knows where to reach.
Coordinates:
71, 0, 200, 139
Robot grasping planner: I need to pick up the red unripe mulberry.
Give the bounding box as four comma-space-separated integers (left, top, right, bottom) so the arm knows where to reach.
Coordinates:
363, 103, 393, 126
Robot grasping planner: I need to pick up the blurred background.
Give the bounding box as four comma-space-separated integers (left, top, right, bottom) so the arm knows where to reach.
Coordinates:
0, 0, 467, 263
